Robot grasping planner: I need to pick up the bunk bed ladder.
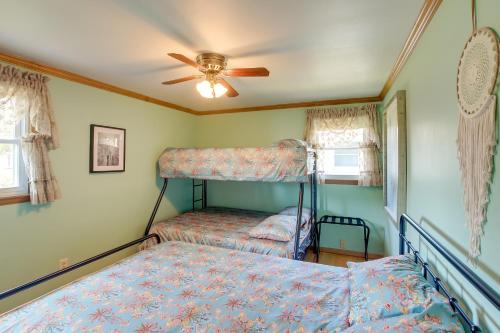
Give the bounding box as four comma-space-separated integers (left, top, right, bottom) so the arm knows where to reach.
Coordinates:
192, 179, 207, 211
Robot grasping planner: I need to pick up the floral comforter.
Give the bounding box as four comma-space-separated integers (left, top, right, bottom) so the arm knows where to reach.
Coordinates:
0, 241, 350, 332
0, 242, 464, 332
158, 146, 314, 182
141, 207, 312, 259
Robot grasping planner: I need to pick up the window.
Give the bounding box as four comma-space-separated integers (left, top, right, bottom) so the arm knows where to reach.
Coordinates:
316, 128, 364, 180
0, 105, 27, 197
305, 105, 382, 186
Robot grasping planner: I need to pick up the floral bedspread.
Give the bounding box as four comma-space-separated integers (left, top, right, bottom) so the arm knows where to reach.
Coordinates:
0, 241, 351, 332
158, 146, 313, 182
141, 207, 311, 259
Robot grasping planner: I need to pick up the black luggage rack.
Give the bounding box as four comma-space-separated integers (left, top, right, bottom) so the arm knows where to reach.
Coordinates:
315, 215, 370, 261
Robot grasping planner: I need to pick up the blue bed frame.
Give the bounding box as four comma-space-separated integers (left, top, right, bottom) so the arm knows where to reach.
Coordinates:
399, 214, 500, 332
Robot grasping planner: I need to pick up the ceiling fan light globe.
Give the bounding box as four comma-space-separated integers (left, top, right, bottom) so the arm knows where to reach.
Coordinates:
196, 80, 214, 98
214, 83, 228, 97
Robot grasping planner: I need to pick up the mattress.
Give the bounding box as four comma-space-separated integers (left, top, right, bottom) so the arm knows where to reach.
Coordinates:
142, 207, 312, 259
158, 145, 315, 182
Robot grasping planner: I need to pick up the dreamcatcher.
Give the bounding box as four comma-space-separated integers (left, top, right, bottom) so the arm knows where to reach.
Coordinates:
456, 1, 499, 259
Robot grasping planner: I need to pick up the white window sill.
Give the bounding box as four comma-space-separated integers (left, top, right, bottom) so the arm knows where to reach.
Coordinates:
0, 187, 28, 197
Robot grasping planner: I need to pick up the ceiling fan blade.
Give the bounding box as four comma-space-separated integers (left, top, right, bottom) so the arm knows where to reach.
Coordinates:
167, 53, 204, 70
224, 67, 269, 77
162, 75, 200, 85
219, 79, 239, 97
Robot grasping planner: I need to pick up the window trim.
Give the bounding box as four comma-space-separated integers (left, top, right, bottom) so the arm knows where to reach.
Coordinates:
0, 194, 30, 206
0, 117, 29, 203
324, 174, 359, 185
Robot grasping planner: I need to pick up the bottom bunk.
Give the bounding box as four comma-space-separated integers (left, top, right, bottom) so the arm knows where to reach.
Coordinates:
141, 206, 313, 260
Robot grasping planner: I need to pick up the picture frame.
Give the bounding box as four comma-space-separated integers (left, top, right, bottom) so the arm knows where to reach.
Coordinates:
89, 124, 126, 173
383, 90, 407, 226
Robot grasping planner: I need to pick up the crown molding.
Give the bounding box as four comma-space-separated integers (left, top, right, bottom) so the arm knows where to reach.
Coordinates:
196, 96, 382, 116
378, 0, 442, 100
0, 0, 441, 116
0, 52, 198, 115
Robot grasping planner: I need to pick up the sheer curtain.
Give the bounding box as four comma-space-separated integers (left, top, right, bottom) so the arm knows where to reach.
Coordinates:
304, 104, 382, 186
0, 65, 60, 204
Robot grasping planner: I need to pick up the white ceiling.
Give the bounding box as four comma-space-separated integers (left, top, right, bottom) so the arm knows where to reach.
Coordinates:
0, 0, 424, 112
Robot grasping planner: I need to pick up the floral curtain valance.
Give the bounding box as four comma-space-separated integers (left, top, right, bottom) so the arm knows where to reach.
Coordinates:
0, 65, 60, 204
304, 104, 382, 186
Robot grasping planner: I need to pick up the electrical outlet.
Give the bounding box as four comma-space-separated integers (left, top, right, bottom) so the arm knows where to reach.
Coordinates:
339, 240, 346, 250
58, 258, 69, 269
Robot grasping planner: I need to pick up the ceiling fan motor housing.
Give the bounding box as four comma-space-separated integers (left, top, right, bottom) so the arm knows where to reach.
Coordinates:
196, 53, 227, 73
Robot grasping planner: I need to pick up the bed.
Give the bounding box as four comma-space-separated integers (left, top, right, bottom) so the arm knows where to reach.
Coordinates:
141, 207, 313, 259
0, 240, 463, 332
143, 140, 318, 260
2, 214, 495, 332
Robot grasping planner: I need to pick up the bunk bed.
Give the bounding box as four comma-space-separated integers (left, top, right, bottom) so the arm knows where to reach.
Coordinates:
142, 140, 318, 260
1, 214, 497, 332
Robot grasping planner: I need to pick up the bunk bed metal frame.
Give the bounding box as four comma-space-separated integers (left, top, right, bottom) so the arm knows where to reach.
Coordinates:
1, 213, 496, 333
145, 153, 318, 261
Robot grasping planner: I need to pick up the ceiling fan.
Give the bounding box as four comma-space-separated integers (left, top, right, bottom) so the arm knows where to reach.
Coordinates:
162, 53, 270, 98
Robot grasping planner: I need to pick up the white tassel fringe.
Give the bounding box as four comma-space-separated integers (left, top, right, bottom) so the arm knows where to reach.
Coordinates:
457, 95, 496, 259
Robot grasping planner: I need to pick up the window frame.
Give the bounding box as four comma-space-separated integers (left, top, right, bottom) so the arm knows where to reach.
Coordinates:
317, 137, 363, 186
0, 117, 29, 201
320, 147, 360, 178
321, 149, 360, 184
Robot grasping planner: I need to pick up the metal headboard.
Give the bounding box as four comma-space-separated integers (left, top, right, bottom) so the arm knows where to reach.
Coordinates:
399, 214, 500, 333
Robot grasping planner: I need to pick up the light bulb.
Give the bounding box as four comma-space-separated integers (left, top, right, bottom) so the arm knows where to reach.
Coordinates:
196, 80, 228, 98
213, 83, 228, 97
196, 80, 214, 98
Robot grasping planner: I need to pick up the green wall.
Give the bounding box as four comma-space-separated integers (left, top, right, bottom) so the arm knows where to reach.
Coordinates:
382, 1, 499, 331
0, 65, 196, 312
195, 109, 387, 255
0, 68, 387, 314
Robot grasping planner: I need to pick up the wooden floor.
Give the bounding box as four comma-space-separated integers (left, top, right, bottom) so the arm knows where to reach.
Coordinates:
304, 249, 365, 267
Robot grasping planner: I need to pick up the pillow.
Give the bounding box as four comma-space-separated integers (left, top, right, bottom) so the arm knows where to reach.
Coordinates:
279, 206, 311, 227
344, 300, 464, 333
248, 215, 298, 242
347, 255, 439, 326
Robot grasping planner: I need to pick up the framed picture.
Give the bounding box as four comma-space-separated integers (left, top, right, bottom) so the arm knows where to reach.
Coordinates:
383, 90, 407, 226
90, 124, 126, 173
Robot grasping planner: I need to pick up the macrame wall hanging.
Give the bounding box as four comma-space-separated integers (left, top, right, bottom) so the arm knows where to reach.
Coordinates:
456, 0, 499, 259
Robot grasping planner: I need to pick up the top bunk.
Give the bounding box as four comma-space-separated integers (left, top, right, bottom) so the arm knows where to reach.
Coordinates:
158, 139, 315, 182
